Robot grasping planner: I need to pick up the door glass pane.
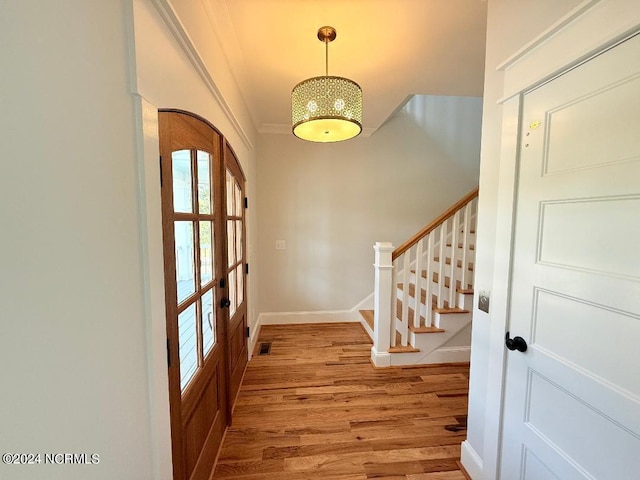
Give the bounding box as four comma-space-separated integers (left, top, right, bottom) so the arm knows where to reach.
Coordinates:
201, 289, 215, 357
197, 151, 212, 214
175, 221, 195, 304
199, 221, 213, 286
179, 303, 197, 391
226, 169, 234, 216
172, 150, 192, 213
234, 181, 242, 216
229, 267, 236, 317
236, 264, 244, 306
227, 220, 235, 267
235, 221, 242, 263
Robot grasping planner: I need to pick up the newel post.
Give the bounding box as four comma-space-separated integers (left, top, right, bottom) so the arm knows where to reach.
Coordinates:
372, 241, 394, 367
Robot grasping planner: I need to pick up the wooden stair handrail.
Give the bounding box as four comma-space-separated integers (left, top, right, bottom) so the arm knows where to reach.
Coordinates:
392, 187, 479, 261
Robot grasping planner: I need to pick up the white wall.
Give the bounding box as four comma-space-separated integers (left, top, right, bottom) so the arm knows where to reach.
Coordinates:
0, 1, 155, 479
257, 95, 482, 314
463, 0, 584, 478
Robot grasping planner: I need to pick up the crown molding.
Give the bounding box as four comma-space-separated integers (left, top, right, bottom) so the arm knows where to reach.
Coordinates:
150, 0, 254, 150
497, 0, 640, 103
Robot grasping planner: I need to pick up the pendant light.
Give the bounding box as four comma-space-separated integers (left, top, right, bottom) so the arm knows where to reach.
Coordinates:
291, 26, 363, 143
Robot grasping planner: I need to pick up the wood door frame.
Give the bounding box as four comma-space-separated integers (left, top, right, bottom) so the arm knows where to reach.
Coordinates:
159, 109, 233, 480
222, 141, 249, 417
462, 3, 640, 478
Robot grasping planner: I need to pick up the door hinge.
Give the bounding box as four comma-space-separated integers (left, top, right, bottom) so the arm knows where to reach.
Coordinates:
244, 197, 248, 209
245, 263, 249, 275
219, 278, 226, 288
246, 326, 250, 338
159, 156, 163, 187
166, 338, 171, 367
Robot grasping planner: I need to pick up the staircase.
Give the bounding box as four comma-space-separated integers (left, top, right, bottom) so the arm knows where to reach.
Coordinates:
362, 188, 478, 367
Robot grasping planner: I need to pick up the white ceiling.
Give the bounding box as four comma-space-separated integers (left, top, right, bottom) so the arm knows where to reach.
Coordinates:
205, 0, 488, 136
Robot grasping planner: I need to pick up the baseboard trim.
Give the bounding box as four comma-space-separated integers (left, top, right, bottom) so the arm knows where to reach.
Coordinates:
420, 346, 471, 364
248, 319, 262, 359
360, 317, 374, 340
460, 440, 483, 480
258, 310, 361, 325
257, 293, 374, 327
457, 461, 473, 480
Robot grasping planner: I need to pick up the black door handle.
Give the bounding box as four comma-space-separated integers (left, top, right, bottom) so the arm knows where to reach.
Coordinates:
505, 331, 527, 352
220, 298, 231, 308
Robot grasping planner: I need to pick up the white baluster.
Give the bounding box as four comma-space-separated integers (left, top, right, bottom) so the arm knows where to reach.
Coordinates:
390, 258, 398, 347
400, 251, 411, 346
425, 233, 434, 326
461, 202, 471, 290
469, 198, 478, 287
449, 210, 461, 308
413, 239, 424, 329
437, 221, 446, 308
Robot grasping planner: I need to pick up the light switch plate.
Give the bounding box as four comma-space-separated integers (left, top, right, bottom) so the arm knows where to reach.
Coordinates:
275, 240, 286, 250
478, 290, 490, 313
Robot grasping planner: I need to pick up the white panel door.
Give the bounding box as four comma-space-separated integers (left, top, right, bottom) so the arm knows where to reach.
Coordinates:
500, 33, 640, 479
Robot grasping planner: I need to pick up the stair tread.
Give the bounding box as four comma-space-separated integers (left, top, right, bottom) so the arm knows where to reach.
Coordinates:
361, 309, 443, 349
389, 345, 421, 353
389, 331, 420, 353
409, 324, 445, 334
433, 306, 469, 314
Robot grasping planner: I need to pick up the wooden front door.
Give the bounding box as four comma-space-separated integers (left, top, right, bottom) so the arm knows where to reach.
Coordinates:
223, 145, 248, 409
500, 33, 640, 479
159, 111, 229, 480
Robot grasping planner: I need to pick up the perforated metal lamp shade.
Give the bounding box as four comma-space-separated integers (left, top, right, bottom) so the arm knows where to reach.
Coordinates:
291, 26, 363, 143
292, 75, 363, 142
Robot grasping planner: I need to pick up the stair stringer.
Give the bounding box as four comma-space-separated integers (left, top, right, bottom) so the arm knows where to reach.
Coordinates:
361, 314, 374, 339
417, 324, 472, 364
390, 312, 472, 366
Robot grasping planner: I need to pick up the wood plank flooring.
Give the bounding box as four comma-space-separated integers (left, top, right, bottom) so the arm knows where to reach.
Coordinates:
212, 323, 470, 480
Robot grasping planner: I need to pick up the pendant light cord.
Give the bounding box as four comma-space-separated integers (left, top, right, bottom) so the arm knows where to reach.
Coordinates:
325, 39, 329, 76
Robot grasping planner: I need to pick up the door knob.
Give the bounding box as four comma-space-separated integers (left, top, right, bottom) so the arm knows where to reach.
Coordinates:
505, 331, 527, 352
220, 298, 231, 308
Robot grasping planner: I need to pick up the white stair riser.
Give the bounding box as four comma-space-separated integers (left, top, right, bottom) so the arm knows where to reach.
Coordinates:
410, 312, 471, 351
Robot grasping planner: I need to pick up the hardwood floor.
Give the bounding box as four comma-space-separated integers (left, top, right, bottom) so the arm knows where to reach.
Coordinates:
212, 323, 470, 480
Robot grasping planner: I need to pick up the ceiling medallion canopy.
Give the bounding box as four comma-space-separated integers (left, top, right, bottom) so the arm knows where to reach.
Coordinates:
291, 26, 363, 143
